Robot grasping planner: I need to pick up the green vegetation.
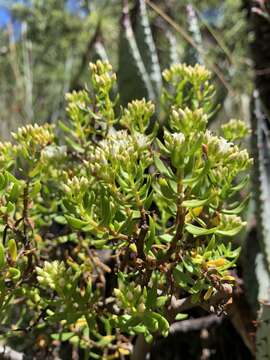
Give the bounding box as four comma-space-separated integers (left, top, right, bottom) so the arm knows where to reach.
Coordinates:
1, 0, 270, 359
0, 60, 252, 359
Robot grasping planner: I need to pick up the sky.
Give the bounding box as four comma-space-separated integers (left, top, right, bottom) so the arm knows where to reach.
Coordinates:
0, 5, 11, 27
0, 3, 21, 40
0, 0, 82, 29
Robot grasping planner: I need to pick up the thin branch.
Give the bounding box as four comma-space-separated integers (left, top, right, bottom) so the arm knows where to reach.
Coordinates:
137, 209, 148, 261
22, 180, 30, 244
170, 314, 223, 334
131, 334, 151, 360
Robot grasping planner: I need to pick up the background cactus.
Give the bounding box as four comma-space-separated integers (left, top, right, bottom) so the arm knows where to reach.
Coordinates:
118, 0, 155, 106
248, 93, 270, 359
118, 0, 204, 108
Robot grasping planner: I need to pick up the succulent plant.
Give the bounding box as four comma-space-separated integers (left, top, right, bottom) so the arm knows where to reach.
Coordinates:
0, 60, 251, 359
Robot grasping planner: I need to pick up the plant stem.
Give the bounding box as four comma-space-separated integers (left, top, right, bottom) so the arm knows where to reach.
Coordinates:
131, 334, 151, 360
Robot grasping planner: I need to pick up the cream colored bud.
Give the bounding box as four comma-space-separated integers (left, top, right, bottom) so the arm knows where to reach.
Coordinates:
127, 291, 133, 301
137, 302, 146, 313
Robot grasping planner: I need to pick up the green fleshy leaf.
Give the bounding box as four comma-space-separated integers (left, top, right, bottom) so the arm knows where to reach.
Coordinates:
65, 215, 89, 230
182, 198, 209, 208
154, 155, 174, 178
185, 223, 216, 236
175, 313, 188, 321
216, 225, 244, 237
51, 332, 75, 341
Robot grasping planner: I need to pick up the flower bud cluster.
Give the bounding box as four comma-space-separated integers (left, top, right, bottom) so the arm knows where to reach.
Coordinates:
90, 60, 116, 90
222, 119, 250, 141
120, 99, 155, 134
36, 260, 69, 291
163, 63, 211, 84
63, 176, 89, 196
26, 288, 41, 306
170, 107, 208, 134
87, 146, 109, 179
87, 131, 150, 182
41, 144, 67, 161
114, 282, 146, 315
162, 63, 215, 116
0, 141, 14, 153
204, 131, 252, 172
225, 148, 251, 171
210, 166, 231, 185
91, 131, 150, 173
164, 129, 186, 167
12, 124, 54, 148
218, 214, 244, 232
204, 131, 232, 158
0, 141, 16, 167
65, 90, 90, 124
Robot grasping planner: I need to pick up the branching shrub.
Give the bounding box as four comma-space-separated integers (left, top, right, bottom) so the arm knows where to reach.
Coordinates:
0, 61, 251, 359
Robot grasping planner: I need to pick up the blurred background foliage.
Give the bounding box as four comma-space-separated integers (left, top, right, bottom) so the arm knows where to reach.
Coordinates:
0, 1, 267, 358
0, 0, 252, 138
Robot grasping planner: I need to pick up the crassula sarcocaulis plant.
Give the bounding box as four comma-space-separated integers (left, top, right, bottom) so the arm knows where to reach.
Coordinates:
0, 61, 251, 359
